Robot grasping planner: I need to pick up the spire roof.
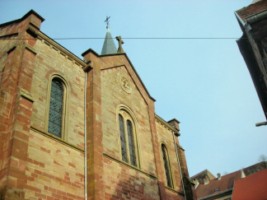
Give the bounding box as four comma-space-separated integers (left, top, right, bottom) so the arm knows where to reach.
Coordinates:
101, 30, 117, 55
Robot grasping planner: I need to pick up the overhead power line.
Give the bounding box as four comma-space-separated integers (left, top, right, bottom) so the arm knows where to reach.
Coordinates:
54, 37, 240, 40
0, 37, 241, 40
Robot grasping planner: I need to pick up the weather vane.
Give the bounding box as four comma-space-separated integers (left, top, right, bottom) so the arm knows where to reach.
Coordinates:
104, 16, 111, 29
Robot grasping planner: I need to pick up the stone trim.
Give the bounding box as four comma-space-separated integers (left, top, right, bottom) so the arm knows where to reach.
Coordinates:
25, 45, 37, 55
164, 185, 184, 196
7, 46, 17, 54
0, 10, 44, 28
177, 144, 185, 151
30, 126, 84, 153
155, 114, 180, 135
103, 153, 157, 179
20, 88, 34, 102
0, 33, 19, 40
27, 25, 86, 67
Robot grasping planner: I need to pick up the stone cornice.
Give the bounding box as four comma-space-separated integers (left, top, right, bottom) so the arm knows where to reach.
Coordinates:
27, 25, 87, 68
155, 114, 180, 136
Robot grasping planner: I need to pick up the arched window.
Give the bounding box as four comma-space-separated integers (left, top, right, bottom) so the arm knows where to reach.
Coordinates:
118, 110, 138, 167
127, 120, 136, 166
119, 114, 128, 162
162, 144, 173, 188
48, 78, 65, 137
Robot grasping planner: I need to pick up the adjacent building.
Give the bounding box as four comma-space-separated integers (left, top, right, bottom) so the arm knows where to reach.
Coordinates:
232, 168, 267, 200
236, 0, 267, 123
0, 10, 193, 200
191, 161, 267, 200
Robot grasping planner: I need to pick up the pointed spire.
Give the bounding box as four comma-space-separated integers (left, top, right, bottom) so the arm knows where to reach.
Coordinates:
101, 16, 117, 55
101, 30, 117, 55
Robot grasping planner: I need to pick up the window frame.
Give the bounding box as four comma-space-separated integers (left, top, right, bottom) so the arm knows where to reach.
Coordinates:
46, 75, 68, 140
161, 143, 174, 188
117, 106, 139, 168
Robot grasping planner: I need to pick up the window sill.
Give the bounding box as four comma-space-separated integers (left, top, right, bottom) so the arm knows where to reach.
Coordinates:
164, 185, 184, 196
30, 126, 84, 153
103, 152, 157, 179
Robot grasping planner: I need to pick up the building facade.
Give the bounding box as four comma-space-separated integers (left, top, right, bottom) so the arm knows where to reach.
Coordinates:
0, 10, 193, 200
236, 0, 267, 123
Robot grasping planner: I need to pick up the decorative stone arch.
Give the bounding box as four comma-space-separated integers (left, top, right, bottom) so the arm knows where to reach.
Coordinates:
116, 104, 140, 168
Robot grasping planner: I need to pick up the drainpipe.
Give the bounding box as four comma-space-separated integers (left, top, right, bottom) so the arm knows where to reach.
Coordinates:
172, 131, 187, 200
83, 62, 91, 200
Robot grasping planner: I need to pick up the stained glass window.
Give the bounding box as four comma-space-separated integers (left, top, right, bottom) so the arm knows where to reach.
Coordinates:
118, 112, 138, 167
119, 114, 128, 162
127, 120, 136, 166
48, 78, 64, 137
162, 144, 173, 188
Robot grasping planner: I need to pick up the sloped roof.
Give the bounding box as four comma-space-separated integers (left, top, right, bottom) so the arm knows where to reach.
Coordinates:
195, 171, 241, 199
236, 0, 267, 23
101, 30, 117, 55
232, 169, 267, 200
194, 162, 267, 199
191, 169, 215, 181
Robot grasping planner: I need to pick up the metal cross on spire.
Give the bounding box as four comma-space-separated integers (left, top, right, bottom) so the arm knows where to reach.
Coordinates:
104, 16, 111, 29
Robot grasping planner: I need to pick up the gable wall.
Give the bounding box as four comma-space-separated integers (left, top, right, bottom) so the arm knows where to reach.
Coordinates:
100, 60, 160, 198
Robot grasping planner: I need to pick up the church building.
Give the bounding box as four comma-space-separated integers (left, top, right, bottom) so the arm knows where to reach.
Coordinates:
0, 10, 193, 200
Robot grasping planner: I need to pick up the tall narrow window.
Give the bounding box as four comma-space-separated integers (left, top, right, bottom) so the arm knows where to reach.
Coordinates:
48, 78, 64, 137
119, 114, 128, 162
118, 110, 138, 167
127, 120, 136, 166
162, 144, 173, 188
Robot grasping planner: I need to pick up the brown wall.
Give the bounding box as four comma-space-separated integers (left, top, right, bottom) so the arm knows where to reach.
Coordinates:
155, 118, 184, 199
0, 11, 86, 199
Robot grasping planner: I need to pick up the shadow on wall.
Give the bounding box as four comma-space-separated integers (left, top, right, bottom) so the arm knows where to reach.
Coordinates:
110, 176, 146, 200
108, 172, 194, 200
108, 164, 160, 200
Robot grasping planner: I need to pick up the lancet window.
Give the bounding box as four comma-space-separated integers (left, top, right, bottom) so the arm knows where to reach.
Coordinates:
48, 78, 65, 137
118, 110, 138, 167
162, 144, 173, 188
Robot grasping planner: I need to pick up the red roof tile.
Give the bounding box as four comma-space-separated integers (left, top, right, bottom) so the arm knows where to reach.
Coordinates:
236, 0, 267, 22
232, 169, 267, 200
196, 171, 241, 199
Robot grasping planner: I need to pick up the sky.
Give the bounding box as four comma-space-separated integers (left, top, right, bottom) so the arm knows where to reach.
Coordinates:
1, 0, 266, 176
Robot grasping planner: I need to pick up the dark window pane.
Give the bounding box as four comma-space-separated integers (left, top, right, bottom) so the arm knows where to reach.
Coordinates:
48, 78, 64, 137
119, 115, 128, 162
127, 120, 136, 166
162, 145, 173, 188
